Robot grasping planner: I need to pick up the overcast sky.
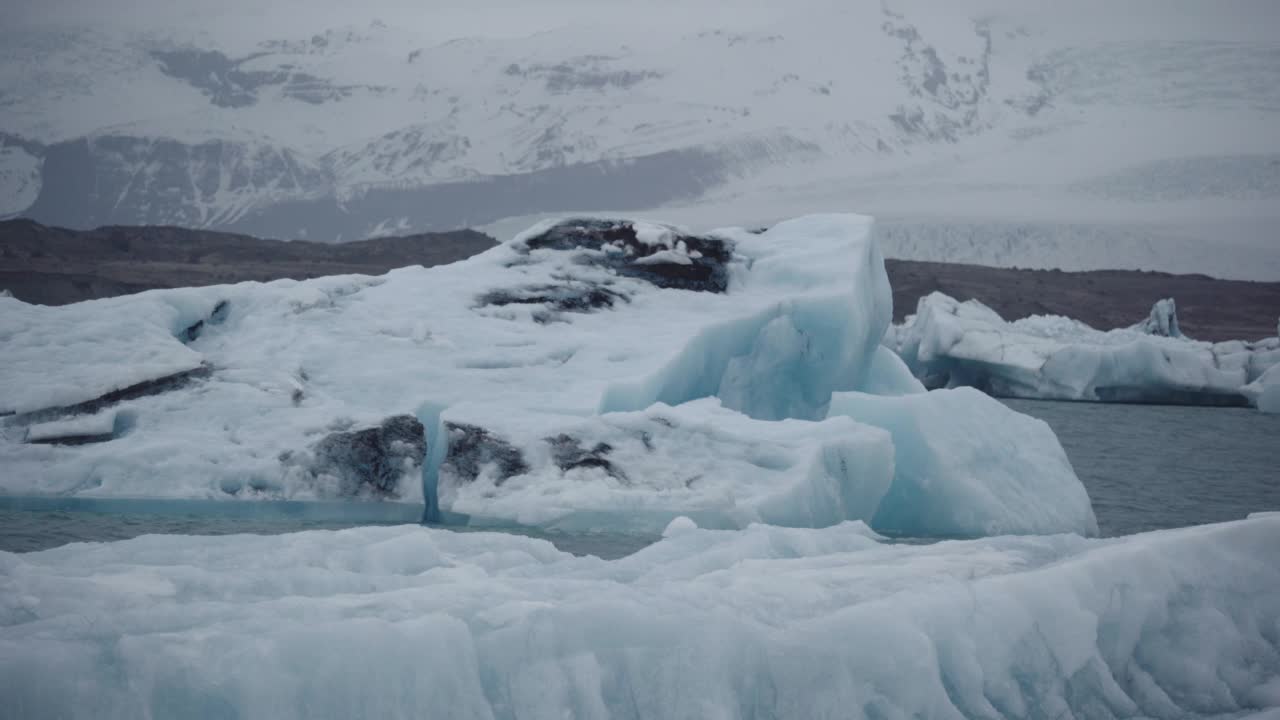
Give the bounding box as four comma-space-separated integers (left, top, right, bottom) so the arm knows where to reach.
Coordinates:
6, 0, 1278, 46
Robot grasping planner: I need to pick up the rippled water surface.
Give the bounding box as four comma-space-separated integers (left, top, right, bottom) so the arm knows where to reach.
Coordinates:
1006, 399, 1280, 536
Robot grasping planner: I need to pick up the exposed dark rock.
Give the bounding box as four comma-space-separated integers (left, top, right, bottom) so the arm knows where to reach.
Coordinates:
546, 433, 628, 483
520, 218, 735, 293
180, 300, 230, 343
440, 422, 529, 487
0, 219, 497, 305
25, 431, 115, 446
12, 365, 213, 425
310, 415, 427, 497
151, 49, 362, 108
477, 283, 628, 315
23, 138, 730, 242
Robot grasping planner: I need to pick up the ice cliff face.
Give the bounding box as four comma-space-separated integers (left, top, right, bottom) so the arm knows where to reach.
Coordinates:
888, 292, 1280, 409
0, 215, 1096, 536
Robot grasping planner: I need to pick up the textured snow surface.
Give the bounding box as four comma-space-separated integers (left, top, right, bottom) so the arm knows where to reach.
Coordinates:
889, 292, 1280, 409
0, 215, 1095, 537
439, 398, 896, 533
2, 516, 1278, 719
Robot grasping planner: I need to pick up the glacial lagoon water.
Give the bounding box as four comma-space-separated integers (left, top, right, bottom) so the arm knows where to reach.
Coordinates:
1, 400, 1277, 556
1004, 399, 1280, 536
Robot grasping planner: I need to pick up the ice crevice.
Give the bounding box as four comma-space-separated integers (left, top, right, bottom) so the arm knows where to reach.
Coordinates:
1, 215, 1096, 536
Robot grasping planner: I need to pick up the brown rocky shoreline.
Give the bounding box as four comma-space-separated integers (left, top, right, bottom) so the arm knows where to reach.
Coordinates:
3, 219, 1276, 341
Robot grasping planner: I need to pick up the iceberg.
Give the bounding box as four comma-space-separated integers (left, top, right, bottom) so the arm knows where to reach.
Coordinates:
828, 387, 1097, 537
1, 516, 1277, 719
889, 292, 1280, 409
0, 215, 1095, 536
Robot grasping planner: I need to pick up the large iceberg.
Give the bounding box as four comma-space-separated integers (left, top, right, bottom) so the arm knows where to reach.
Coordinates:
0, 215, 1095, 536
889, 292, 1280, 410
1, 516, 1277, 719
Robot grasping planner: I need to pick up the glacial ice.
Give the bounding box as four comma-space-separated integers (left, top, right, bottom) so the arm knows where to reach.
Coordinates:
436, 398, 895, 533
889, 292, 1280, 409
828, 387, 1097, 537
1, 515, 1277, 720
0, 215, 1095, 537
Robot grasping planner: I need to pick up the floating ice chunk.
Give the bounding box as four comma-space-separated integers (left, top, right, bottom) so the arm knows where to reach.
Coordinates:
891, 292, 1280, 408
1248, 364, 1280, 414
828, 387, 1098, 537
1, 517, 1276, 719
1131, 297, 1183, 338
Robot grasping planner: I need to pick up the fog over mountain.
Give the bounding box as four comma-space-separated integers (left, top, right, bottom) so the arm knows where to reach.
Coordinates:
2, 0, 1278, 278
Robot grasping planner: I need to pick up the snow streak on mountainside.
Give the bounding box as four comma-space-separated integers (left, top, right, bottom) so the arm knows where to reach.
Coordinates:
2, 0, 1278, 276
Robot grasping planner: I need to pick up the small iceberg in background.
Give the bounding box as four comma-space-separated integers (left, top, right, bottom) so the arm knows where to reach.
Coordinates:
887, 292, 1280, 411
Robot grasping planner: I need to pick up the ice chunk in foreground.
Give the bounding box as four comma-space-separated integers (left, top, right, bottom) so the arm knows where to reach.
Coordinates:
1, 516, 1277, 719
891, 292, 1280, 409
829, 387, 1098, 537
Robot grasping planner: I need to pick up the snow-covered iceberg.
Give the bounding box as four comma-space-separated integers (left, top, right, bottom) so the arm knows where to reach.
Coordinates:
2, 516, 1277, 719
889, 292, 1280, 409
0, 215, 1095, 536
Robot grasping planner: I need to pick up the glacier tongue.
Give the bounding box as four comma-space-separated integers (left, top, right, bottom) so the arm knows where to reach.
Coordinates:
1, 214, 1096, 537
2, 516, 1277, 719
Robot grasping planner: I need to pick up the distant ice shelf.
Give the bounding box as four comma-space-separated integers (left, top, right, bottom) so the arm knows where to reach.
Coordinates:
0, 214, 1096, 537
887, 293, 1280, 412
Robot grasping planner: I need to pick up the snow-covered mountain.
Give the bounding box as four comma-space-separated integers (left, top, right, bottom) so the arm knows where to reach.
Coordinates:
2, 0, 1278, 276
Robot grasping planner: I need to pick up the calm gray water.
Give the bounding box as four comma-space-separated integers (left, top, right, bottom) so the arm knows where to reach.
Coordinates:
1, 401, 1276, 555
1005, 399, 1280, 536
0, 497, 654, 559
